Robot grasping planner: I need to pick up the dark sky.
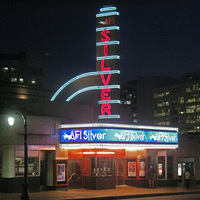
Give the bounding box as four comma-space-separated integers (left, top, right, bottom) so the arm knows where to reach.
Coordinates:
1, 0, 200, 90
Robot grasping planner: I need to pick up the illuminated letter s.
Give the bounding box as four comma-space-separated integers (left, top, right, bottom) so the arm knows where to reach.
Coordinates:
101, 29, 110, 42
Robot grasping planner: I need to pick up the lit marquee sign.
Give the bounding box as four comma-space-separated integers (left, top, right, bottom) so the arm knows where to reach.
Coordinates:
96, 6, 120, 120
61, 128, 178, 144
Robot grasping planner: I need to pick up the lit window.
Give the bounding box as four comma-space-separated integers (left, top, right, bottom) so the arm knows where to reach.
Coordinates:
15, 157, 39, 176
133, 119, 137, 123
127, 94, 132, 98
19, 78, 23, 83
11, 67, 16, 72
11, 78, 17, 82
2, 67, 8, 72
31, 80, 36, 84
186, 116, 196, 124
197, 115, 200, 122
124, 101, 131, 105
178, 97, 184, 104
186, 105, 196, 113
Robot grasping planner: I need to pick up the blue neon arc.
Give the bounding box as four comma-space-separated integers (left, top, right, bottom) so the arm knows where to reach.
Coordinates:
66, 85, 120, 102
96, 12, 119, 18
100, 7, 116, 12
50, 70, 120, 101
97, 55, 120, 60
98, 100, 120, 104
96, 26, 119, 32
96, 41, 120, 46
98, 115, 120, 119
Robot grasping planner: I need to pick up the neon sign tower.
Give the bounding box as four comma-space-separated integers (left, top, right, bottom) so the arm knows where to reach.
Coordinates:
96, 6, 120, 121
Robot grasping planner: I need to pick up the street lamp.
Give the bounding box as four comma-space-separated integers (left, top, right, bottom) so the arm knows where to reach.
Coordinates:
8, 111, 29, 200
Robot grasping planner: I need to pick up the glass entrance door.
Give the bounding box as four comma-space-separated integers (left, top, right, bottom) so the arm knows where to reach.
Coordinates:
117, 159, 124, 185
68, 160, 82, 189
178, 158, 195, 186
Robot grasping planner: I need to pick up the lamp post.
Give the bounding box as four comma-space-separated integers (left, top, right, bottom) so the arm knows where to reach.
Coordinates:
8, 111, 29, 200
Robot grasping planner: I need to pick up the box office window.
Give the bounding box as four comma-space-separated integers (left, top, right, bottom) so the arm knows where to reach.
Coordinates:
91, 157, 114, 176
15, 157, 39, 176
15, 150, 39, 176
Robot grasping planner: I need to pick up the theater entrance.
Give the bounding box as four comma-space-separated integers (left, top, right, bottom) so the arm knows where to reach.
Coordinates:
68, 160, 82, 189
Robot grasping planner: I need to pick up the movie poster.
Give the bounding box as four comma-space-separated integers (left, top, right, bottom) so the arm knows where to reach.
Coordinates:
57, 163, 65, 182
139, 160, 145, 177
128, 161, 136, 177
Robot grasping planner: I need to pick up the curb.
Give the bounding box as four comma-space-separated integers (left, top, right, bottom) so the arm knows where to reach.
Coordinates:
70, 190, 200, 200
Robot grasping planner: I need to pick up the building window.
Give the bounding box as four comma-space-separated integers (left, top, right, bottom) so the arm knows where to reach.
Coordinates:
2, 66, 9, 72
11, 67, 16, 72
197, 115, 200, 122
186, 84, 196, 93
157, 121, 170, 126
186, 95, 196, 103
19, 78, 24, 83
124, 101, 131, 105
196, 83, 200, 91
157, 108, 170, 117
186, 105, 196, 113
197, 105, 200, 112
186, 126, 196, 133
127, 93, 132, 98
154, 91, 169, 98
196, 94, 200, 102
133, 119, 137, 123
11, 78, 17, 82
178, 97, 184, 104
15, 157, 39, 176
186, 116, 196, 124
157, 101, 169, 107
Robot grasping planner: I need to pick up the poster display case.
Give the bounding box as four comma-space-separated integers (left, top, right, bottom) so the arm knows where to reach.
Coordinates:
127, 158, 147, 180
127, 160, 136, 178
54, 160, 68, 188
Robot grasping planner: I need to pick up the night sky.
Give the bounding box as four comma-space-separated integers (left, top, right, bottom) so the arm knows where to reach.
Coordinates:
1, 0, 200, 91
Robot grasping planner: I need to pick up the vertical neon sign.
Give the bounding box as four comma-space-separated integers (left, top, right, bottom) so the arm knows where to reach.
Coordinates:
96, 6, 120, 120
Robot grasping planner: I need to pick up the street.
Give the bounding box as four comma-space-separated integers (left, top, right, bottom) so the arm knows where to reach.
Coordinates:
118, 193, 200, 200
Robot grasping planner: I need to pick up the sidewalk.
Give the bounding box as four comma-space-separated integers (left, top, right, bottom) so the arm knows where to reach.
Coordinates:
1, 185, 200, 200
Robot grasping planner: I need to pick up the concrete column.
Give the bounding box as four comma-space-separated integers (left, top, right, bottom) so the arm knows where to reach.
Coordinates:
46, 150, 55, 187
2, 145, 15, 178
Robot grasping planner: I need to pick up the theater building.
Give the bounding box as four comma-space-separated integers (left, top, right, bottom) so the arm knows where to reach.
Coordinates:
1, 5, 199, 193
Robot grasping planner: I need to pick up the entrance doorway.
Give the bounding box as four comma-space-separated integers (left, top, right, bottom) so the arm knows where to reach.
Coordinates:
68, 160, 82, 189
178, 158, 195, 186
40, 151, 47, 190
116, 159, 124, 185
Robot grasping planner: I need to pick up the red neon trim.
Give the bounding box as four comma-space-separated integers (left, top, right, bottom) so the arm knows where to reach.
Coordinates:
101, 103, 111, 115
101, 88, 111, 100
104, 44, 108, 56
101, 60, 111, 71
101, 74, 111, 86
101, 30, 110, 42
105, 18, 115, 25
